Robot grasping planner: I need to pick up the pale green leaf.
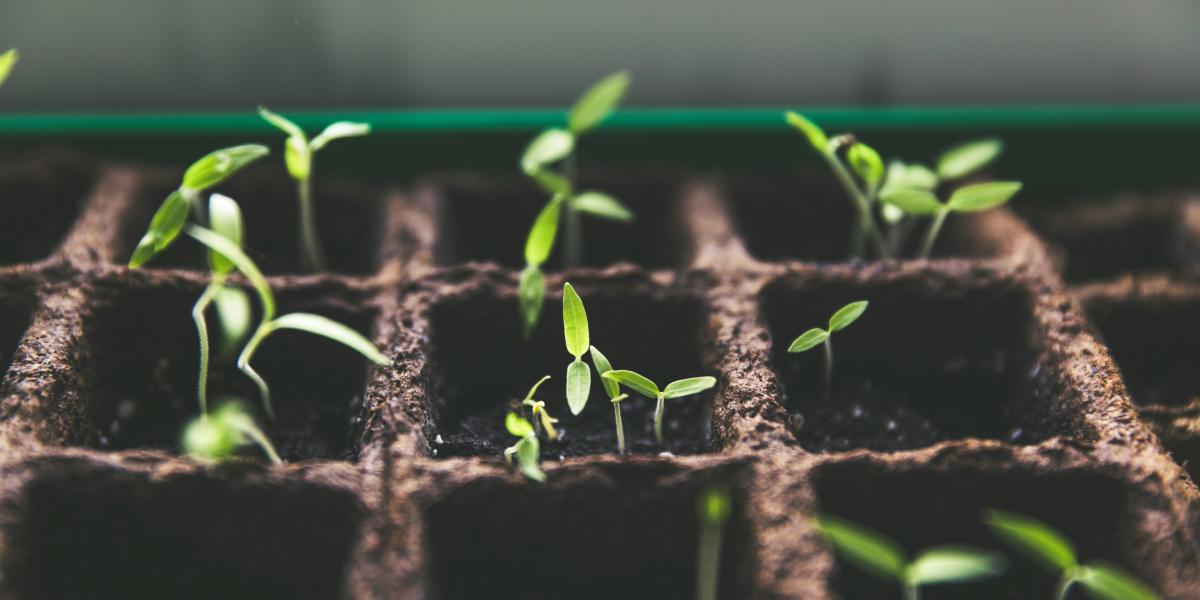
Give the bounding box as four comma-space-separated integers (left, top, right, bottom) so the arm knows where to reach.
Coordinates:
506, 412, 535, 438
515, 436, 545, 482
785, 111, 828, 151
182, 408, 239, 461
0, 48, 18, 88
816, 515, 907, 581
882, 160, 939, 195
214, 400, 282, 464
207, 193, 244, 275
518, 265, 545, 338
984, 509, 1078, 572
937, 138, 1003, 180
568, 69, 631, 134
525, 196, 562, 266
697, 486, 731, 525
566, 358, 592, 415
788, 328, 829, 353
521, 128, 574, 174
311, 121, 371, 151
528, 168, 572, 196
848, 143, 884, 188
881, 188, 943, 216
1076, 563, 1158, 600
562, 282, 589, 358
129, 190, 189, 268
283, 136, 311, 180
571, 191, 633, 222
213, 286, 252, 356
181, 144, 270, 192
269, 312, 390, 366
881, 201, 905, 225
602, 369, 659, 399
523, 375, 551, 402
589, 345, 620, 399
908, 546, 1006, 586
946, 181, 1022, 213
662, 376, 716, 399
185, 225, 276, 320
829, 301, 869, 332
258, 106, 305, 140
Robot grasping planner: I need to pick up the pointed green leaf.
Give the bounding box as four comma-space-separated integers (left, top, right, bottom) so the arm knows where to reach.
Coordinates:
589, 345, 620, 399
506, 412, 535, 438
908, 546, 1006, 586
521, 128, 574, 174
181, 144, 270, 192
566, 358, 592, 415
937, 138, 1003, 180
788, 328, 828, 353
525, 196, 562, 266
523, 375, 552, 402
881, 188, 943, 216
185, 225, 275, 320
601, 369, 659, 399
785, 111, 828, 151
571, 191, 633, 222
829, 301, 869, 332
207, 193, 244, 275
311, 121, 371, 151
662, 376, 716, 399
213, 286, 252, 356
518, 265, 545, 338
568, 69, 631, 134
848, 143, 884, 188
528, 168, 572, 196
1076, 563, 1158, 600
562, 282, 589, 358
515, 436, 545, 482
947, 181, 1022, 213
816, 515, 907, 581
269, 312, 390, 366
0, 48, 18, 88
258, 106, 306, 140
984, 509, 1078, 572
129, 190, 189, 268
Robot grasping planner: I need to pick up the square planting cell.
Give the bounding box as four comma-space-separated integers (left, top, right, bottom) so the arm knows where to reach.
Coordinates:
82, 282, 377, 460
761, 273, 1054, 452
123, 166, 385, 275
812, 460, 1167, 600
431, 171, 689, 270
2, 458, 363, 600
0, 152, 95, 266
427, 285, 715, 457
424, 465, 754, 600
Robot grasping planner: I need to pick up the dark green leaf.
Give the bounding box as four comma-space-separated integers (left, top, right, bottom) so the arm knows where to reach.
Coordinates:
518, 265, 545, 338
788, 328, 829, 353
571, 191, 633, 222
602, 369, 659, 399
270, 312, 391, 366
1076, 563, 1159, 600
848, 143, 884, 188
881, 188, 943, 216
0, 48, 18, 88
816, 514, 906, 581
521, 128, 574, 174
562, 282, 589, 358
908, 546, 1006, 586
129, 190, 189, 268
207, 193, 244, 275
937, 138, 1003, 180
785, 111, 828, 151
946, 181, 1022, 213
984, 509, 1077, 573
589, 345, 620, 399
525, 197, 562, 266
568, 70, 631, 134
566, 358, 591, 415
181, 144, 270, 192
829, 301, 868, 332
662, 376, 716, 399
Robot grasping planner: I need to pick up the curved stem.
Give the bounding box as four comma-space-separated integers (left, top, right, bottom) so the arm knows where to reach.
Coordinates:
297, 175, 327, 272
1054, 573, 1076, 600
920, 208, 950, 259
613, 401, 625, 455
192, 280, 222, 415
232, 418, 283, 465
237, 323, 276, 419
654, 395, 666, 445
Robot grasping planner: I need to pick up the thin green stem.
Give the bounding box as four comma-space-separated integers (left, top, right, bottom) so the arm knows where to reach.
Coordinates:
232, 417, 283, 465
613, 400, 625, 455
1054, 573, 1076, 600
823, 152, 889, 260
696, 517, 724, 600
191, 280, 222, 415
297, 175, 327, 272
563, 153, 582, 267
920, 208, 951, 259
822, 336, 833, 403
903, 580, 919, 600
654, 395, 666, 445
237, 323, 276, 419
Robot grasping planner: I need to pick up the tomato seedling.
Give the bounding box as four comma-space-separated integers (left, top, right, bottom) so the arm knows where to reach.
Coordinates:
601, 370, 716, 445
881, 180, 1022, 259
520, 375, 559, 440
787, 301, 868, 403
589, 344, 629, 454
503, 412, 545, 483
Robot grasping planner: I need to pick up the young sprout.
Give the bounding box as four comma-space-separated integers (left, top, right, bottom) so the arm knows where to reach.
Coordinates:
520, 375, 559, 440
788, 301, 868, 403
503, 412, 545, 483
589, 344, 629, 454
936, 138, 1004, 181
817, 514, 1006, 600
518, 71, 634, 336
984, 509, 1159, 600
882, 181, 1022, 259
183, 400, 282, 465
696, 485, 731, 600
0, 48, 18, 88
562, 282, 593, 415
259, 107, 371, 272
601, 370, 716, 445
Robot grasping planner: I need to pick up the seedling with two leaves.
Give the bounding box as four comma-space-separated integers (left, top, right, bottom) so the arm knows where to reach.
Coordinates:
985, 509, 1159, 600
601, 370, 716, 446
519, 71, 635, 337
183, 400, 281, 465
589, 344, 629, 454
503, 412, 545, 483
259, 107, 371, 272
817, 514, 1006, 600
788, 301, 868, 403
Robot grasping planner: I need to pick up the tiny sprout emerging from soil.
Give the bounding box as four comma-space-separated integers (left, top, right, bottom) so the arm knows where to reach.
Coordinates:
589, 344, 629, 454
520, 375, 559, 440
0, 48, 18, 88
503, 412, 545, 483
518, 71, 634, 336
696, 485, 731, 600
562, 282, 593, 415
183, 400, 282, 465
984, 509, 1159, 600
788, 301, 868, 403
259, 106, 371, 272
882, 180, 1022, 259
817, 514, 1006, 600
601, 370, 716, 445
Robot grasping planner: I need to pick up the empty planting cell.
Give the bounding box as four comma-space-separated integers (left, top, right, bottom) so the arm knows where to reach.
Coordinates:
432, 172, 689, 269
427, 286, 715, 457
124, 166, 385, 275
83, 283, 378, 460
812, 460, 1164, 600
424, 466, 754, 600
3, 458, 363, 600
0, 152, 94, 265
762, 274, 1052, 452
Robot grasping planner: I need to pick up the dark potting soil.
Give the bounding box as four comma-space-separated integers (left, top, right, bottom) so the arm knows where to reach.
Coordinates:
0, 151, 96, 266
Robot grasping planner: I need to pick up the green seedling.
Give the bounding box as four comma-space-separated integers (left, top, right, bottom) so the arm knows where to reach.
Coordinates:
518, 71, 634, 336
183, 400, 281, 465
562, 282, 593, 415
520, 375, 559, 440
503, 412, 545, 483
0, 48, 18, 88
817, 514, 1006, 600
985, 509, 1159, 600
788, 301, 868, 403
882, 180, 1021, 259
601, 370, 716, 445
589, 344, 629, 454
259, 106, 371, 272
696, 485, 731, 600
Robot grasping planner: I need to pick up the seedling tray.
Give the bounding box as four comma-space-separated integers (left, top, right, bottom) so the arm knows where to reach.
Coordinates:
0, 106, 1199, 599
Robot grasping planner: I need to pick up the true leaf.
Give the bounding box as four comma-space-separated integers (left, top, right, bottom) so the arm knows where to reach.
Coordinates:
506, 412, 535, 438
258, 106, 306, 140
311, 121, 371, 150
562, 282, 589, 358
213, 286, 252, 355
207, 193, 244, 275
947, 181, 1022, 213
521, 128, 574, 174
785, 111, 828, 151
0, 48, 18, 88
881, 188, 943, 216
848, 143, 884, 188
129, 190, 189, 268
181, 144, 270, 192
571, 191, 633, 222
269, 312, 391, 366
984, 509, 1077, 572
602, 370, 660, 399
788, 328, 829, 353
566, 359, 591, 415
829, 301, 869, 332
525, 196, 562, 266
568, 70, 631, 134
662, 376, 717, 399
518, 265, 545, 338
1076, 563, 1159, 600
816, 515, 906, 581
589, 345, 620, 399
907, 546, 1006, 586
937, 138, 1003, 180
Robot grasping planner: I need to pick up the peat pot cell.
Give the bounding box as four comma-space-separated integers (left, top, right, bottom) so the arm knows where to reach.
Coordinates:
428, 289, 715, 457
2, 458, 363, 600
425, 467, 753, 600
727, 172, 1011, 263
0, 292, 33, 383
762, 276, 1050, 452
84, 284, 376, 460
0, 152, 95, 266
126, 167, 384, 275
432, 172, 688, 270
813, 461, 1163, 600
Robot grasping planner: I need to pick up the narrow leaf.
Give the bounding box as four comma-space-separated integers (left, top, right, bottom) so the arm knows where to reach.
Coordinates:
185, 225, 275, 320
946, 181, 1022, 213
662, 376, 717, 399
518, 265, 545, 338
562, 282, 589, 358
602, 370, 659, 399
270, 312, 391, 366
525, 196, 562, 266
785, 111, 828, 151
788, 328, 828, 353
181, 144, 270, 192
816, 515, 907, 581
213, 286, 252, 356
589, 345, 620, 399
568, 69, 631, 134
937, 138, 1003, 180
506, 412, 535, 438
129, 190, 189, 267
908, 546, 1006, 586
521, 128, 574, 174
0, 48, 18, 88
311, 121, 371, 150
207, 193, 244, 275
881, 188, 943, 216
566, 359, 591, 415
829, 301, 869, 332
523, 375, 552, 402
984, 509, 1078, 572
258, 106, 306, 140
1076, 563, 1159, 600
848, 143, 884, 188
529, 168, 572, 196
571, 191, 633, 222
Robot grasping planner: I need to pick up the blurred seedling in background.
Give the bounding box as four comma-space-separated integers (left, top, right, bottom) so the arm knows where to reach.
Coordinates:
562, 282, 593, 416
520, 375, 559, 440
601, 370, 716, 445
518, 71, 634, 336
259, 106, 371, 272
881, 179, 1021, 259
589, 344, 629, 454
787, 301, 868, 403
817, 514, 1006, 600
696, 486, 731, 600
503, 412, 545, 483
183, 400, 281, 465
0, 48, 18, 88
984, 509, 1159, 600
